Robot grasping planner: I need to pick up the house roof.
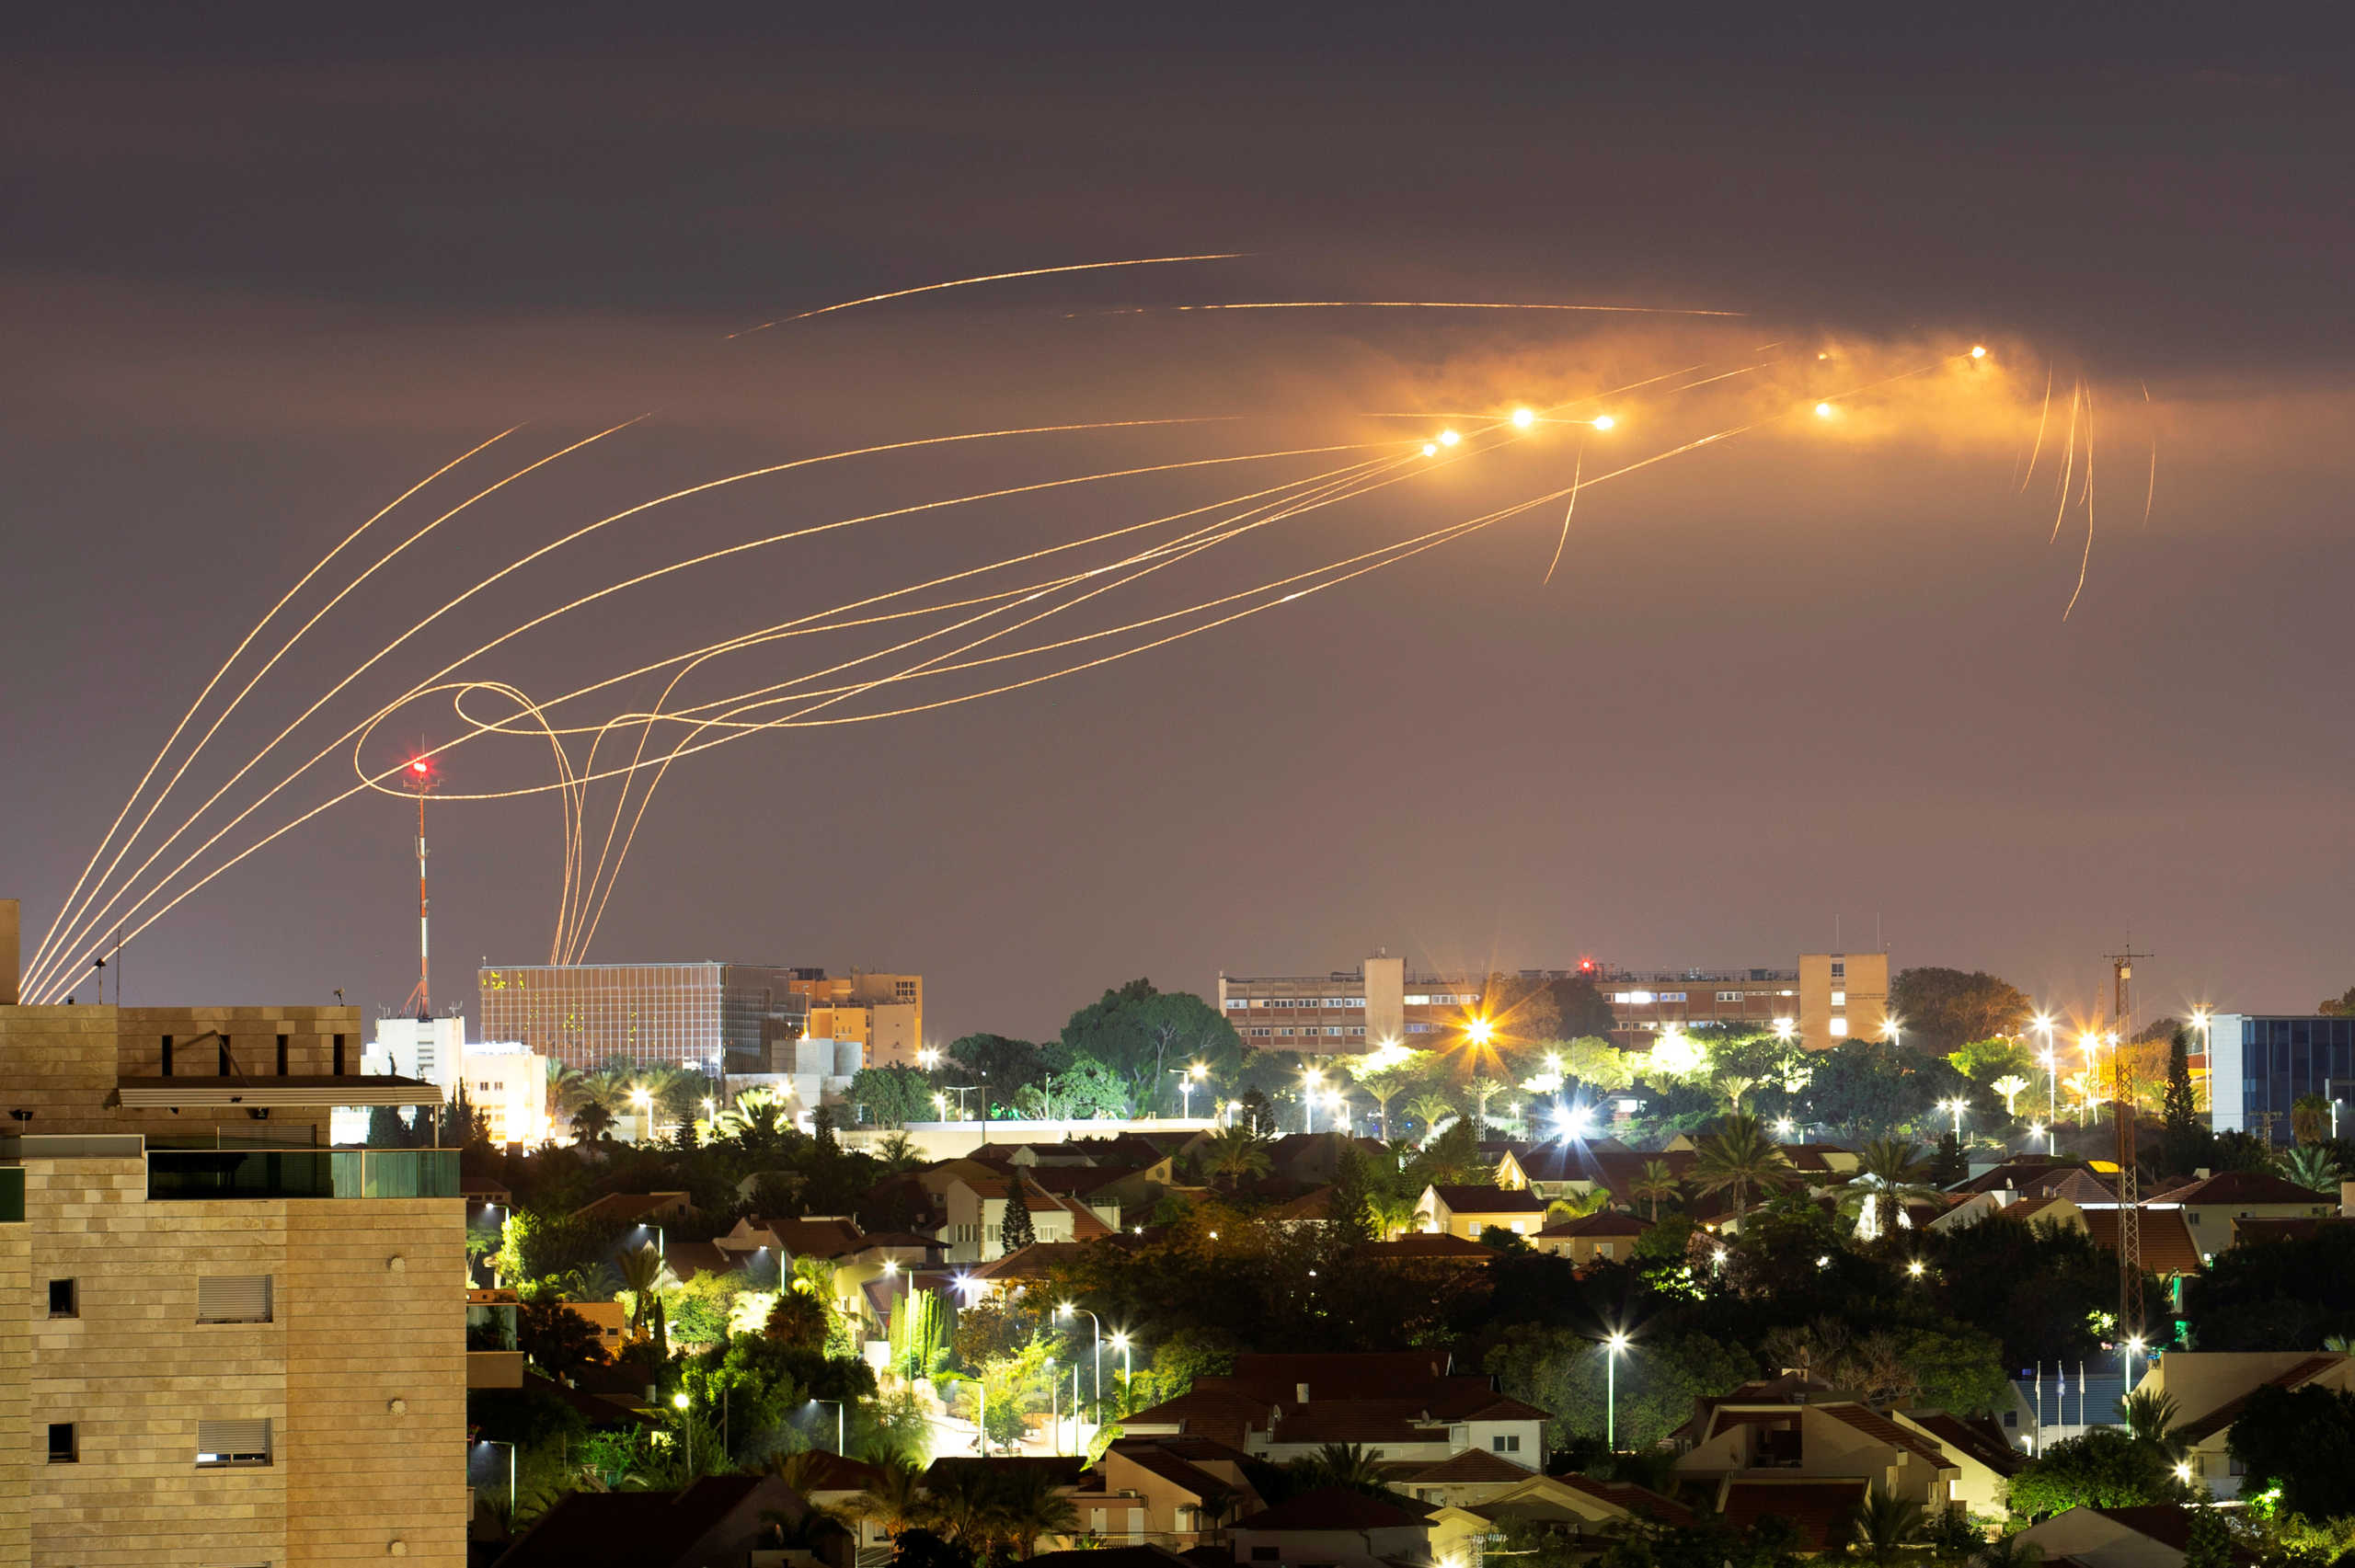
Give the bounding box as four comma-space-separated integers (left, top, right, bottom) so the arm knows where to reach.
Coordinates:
1546, 1473, 1695, 1526
494, 1474, 803, 1566
2231, 1216, 2352, 1243
1270, 1186, 1335, 1222
569, 1191, 693, 1224
1950, 1158, 2090, 1195
1537, 1211, 1651, 1239
2165, 1170, 2338, 1207
1426, 1185, 1548, 1215
1379, 1448, 1534, 1485
1235, 1486, 1430, 1531
1109, 1441, 1244, 1500
1907, 1412, 2028, 1478
2082, 1207, 2204, 1278
2176, 1356, 2346, 1444
1816, 1402, 1958, 1471
1223, 1353, 1453, 1401
752, 1217, 867, 1256
661, 1240, 733, 1282
924, 1455, 1090, 1488
2082, 1505, 2261, 1562
1359, 1233, 1494, 1262
1271, 1401, 1448, 1447
969, 1241, 1098, 1281
1716, 1479, 1867, 1551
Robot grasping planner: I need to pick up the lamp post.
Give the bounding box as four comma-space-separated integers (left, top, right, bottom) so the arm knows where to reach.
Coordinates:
673, 1391, 693, 1475
813, 1397, 845, 1454
1173, 1063, 1207, 1120
1603, 1333, 1629, 1452
1943, 1099, 1967, 1141
1048, 1356, 1058, 1455
1057, 1303, 1102, 1419
1110, 1331, 1133, 1416
1303, 1070, 1322, 1134
2120, 1335, 2146, 1413
477, 1438, 517, 1521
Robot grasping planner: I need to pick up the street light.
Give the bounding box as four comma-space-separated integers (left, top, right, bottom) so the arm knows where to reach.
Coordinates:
1057, 1303, 1103, 1417
673, 1391, 694, 1474
812, 1397, 845, 1455
2121, 1334, 2146, 1400
1906, 1258, 1925, 1279
1603, 1332, 1629, 1452
476, 1438, 518, 1522
1109, 1331, 1134, 1415
1173, 1062, 1207, 1120
918, 1047, 942, 1070
1465, 1016, 1494, 1047
1303, 1069, 1323, 1134
1942, 1098, 1968, 1140
1881, 1015, 1903, 1047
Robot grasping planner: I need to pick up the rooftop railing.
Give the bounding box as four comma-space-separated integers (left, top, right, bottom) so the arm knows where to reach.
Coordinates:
147, 1148, 460, 1200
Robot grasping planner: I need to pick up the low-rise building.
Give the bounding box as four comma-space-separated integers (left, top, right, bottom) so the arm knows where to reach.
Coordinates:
1532, 1209, 1652, 1265
2158, 1170, 2338, 1257
940, 1172, 1119, 1263
1228, 1487, 1437, 1568
2132, 1351, 2355, 1498
1417, 1184, 1550, 1241
1672, 1387, 1962, 1516
2017, 1505, 2259, 1568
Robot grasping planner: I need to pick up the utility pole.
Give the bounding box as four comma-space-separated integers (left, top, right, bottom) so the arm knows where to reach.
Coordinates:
2106, 942, 2153, 1345
401, 758, 438, 1023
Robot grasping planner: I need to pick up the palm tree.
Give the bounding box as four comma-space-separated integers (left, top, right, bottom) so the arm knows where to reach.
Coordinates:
1842, 1137, 1941, 1241
2120, 1388, 2186, 1459
1306, 1442, 1390, 1494
1367, 1191, 1419, 1241
854, 1457, 932, 1539
1200, 1126, 1273, 1191
1466, 1076, 1511, 1138
614, 1242, 674, 1341
1716, 1073, 1761, 1115
1628, 1160, 1681, 1221
1546, 1187, 1610, 1223
994, 1463, 1082, 1557
876, 1130, 923, 1173
2279, 1144, 2344, 1195
1847, 1481, 1924, 1567
2292, 1093, 2332, 1147
569, 1099, 616, 1143
924, 1462, 1008, 1552
1690, 1113, 1794, 1223
1406, 1092, 1458, 1142
1991, 1075, 2031, 1117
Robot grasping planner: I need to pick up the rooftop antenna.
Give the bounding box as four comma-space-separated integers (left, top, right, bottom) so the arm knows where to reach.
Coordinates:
400, 755, 440, 1024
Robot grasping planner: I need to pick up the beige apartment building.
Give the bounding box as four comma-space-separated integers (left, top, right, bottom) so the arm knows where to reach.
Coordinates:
0, 898, 467, 1567
1217, 949, 1890, 1059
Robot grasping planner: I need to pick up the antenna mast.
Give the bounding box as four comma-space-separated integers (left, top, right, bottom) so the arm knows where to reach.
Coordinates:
2106, 940, 2154, 1345
400, 758, 438, 1023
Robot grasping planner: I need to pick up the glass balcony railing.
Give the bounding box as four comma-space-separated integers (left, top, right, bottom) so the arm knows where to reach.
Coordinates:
147, 1148, 461, 1200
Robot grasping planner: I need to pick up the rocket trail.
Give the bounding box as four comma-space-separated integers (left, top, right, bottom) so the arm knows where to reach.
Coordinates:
727, 253, 1246, 337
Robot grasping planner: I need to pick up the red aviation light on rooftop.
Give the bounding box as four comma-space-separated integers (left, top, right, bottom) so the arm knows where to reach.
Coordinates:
409, 759, 431, 774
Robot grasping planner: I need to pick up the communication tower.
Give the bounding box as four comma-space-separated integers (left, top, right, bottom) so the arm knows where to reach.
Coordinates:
400, 757, 438, 1023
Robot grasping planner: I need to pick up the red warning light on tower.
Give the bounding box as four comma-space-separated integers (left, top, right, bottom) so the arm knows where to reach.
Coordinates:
409, 759, 431, 776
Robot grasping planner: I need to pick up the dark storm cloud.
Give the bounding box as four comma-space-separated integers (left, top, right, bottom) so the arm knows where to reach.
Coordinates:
3, 5, 2352, 1034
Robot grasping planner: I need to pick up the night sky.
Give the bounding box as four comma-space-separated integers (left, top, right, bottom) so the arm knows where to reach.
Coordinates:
5, 6, 2350, 1038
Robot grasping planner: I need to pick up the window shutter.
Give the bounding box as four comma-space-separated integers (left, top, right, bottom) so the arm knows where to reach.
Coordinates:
196, 1418, 271, 1463
196, 1276, 273, 1322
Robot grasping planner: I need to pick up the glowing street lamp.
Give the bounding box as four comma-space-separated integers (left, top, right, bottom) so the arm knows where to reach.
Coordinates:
1881, 1015, 1903, 1047
673, 1391, 694, 1473
1603, 1332, 1630, 1452
1906, 1258, 1926, 1279
1109, 1331, 1134, 1414
918, 1047, 942, 1070
1942, 1099, 1968, 1140
1303, 1069, 1323, 1134
2122, 1333, 2147, 1399
1173, 1062, 1208, 1120
1465, 1017, 1494, 1048
1057, 1302, 1103, 1416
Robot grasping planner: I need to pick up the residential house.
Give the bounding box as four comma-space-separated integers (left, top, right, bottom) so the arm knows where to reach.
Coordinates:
713, 1214, 943, 1334
1673, 1390, 1962, 1516
1417, 1184, 1551, 1241
564, 1299, 629, 1359
2016, 1505, 2260, 1568
571, 1189, 695, 1229
2160, 1171, 2338, 1257
2132, 1351, 2355, 1498
1532, 1210, 1651, 1265
1122, 1352, 1548, 1472
1356, 1233, 1494, 1265
490, 1472, 849, 1568
1897, 1412, 2028, 1514
1465, 1471, 1694, 1548
1228, 1487, 1437, 1568
1074, 1436, 1265, 1547
942, 1171, 1120, 1263
1378, 1448, 1545, 1507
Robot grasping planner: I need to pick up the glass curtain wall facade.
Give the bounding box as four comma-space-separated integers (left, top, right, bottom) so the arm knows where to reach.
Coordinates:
2206, 1013, 2355, 1141
478, 963, 809, 1072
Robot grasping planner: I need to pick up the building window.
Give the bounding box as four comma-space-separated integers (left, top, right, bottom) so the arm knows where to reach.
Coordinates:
1831, 961, 1845, 979
195, 1418, 272, 1468
332, 1034, 347, 1075
161, 1034, 175, 1076
1251, 1551, 1280, 1562
1829, 1018, 1849, 1037
219, 1034, 234, 1075
1491, 1433, 1522, 1452
197, 1276, 274, 1324
1717, 991, 1743, 1002
49, 1278, 77, 1318
49, 1424, 77, 1463
276, 1034, 290, 1075
1831, 990, 1846, 1006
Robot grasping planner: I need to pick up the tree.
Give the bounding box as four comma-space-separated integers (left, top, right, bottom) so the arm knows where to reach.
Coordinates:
1841, 1138, 1940, 1241
1690, 1113, 1794, 1220
1990, 1075, 2031, 1118
2160, 1026, 2208, 1176
570, 1099, 616, 1143
1949, 1037, 2037, 1087
1488, 1325, 1752, 1455
1890, 969, 2032, 1055
848, 1066, 937, 1128
2317, 986, 2355, 1018
517, 1296, 605, 1378
615, 1242, 674, 1344
1806, 1041, 1934, 1141
1302, 1442, 1391, 1495
1058, 981, 1245, 1114
2186, 1223, 2355, 1351
2119, 1389, 2185, 1459
1545, 978, 1621, 1042
1000, 1186, 1038, 1253
1198, 1126, 1272, 1190
1405, 1092, 1459, 1139
1346, 1053, 1430, 1140
2291, 1093, 2332, 1148
765, 1289, 829, 1351
2181, 1506, 2232, 1568
994, 1461, 1082, 1557
1972, 1538, 2045, 1568
2005, 1429, 2178, 1520
1848, 1482, 1924, 1567
2279, 1144, 2343, 1195
2227, 1383, 2355, 1519
1629, 1160, 1682, 1221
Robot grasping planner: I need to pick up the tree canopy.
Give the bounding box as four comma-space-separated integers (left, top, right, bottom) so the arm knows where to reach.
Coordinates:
1889, 967, 2032, 1054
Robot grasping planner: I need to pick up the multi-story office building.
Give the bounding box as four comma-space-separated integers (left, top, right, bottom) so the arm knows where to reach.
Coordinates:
1218, 955, 1484, 1056
1218, 950, 1889, 1059
477, 961, 923, 1074
2203, 1013, 2355, 1142
0, 898, 466, 1566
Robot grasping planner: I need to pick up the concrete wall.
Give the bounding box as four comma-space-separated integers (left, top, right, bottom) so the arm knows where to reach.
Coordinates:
0, 1208, 29, 1567
14, 1157, 465, 1567
1798, 953, 1890, 1051
2, 1003, 364, 1139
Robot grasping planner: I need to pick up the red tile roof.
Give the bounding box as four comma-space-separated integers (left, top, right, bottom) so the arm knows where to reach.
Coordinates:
1223, 1353, 1453, 1400
1536, 1211, 1651, 1238
2085, 1505, 2261, 1562
2176, 1356, 2346, 1443
1908, 1412, 2028, 1479
2167, 1171, 2339, 1207
1235, 1487, 1430, 1531
1380, 1448, 1535, 1485
1427, 1184, 1549, 1214
1816, 1402, 1957, 1471
1717, 1479, 1867, 1551
1359, 1234, 1493, 1262
1548, 1473, 1695, 1526
2082, 1207, 2204, 1278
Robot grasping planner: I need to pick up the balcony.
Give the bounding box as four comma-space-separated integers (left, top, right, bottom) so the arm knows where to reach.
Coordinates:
147, 1148, 461, 1200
